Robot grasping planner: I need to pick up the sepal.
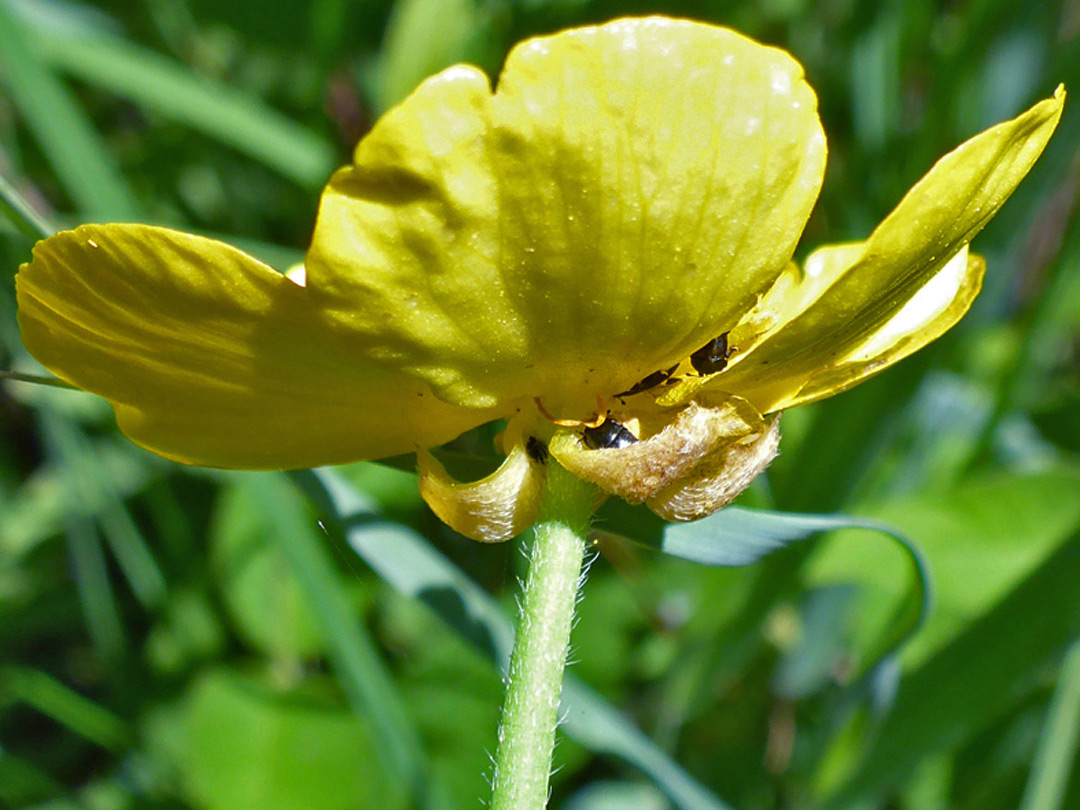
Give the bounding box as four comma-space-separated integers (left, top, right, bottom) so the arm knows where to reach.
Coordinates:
417, 443, 546, 542
548, 396, 773, 514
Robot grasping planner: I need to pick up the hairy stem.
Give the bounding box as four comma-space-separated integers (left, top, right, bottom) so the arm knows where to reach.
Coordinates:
490, 461, 598, 810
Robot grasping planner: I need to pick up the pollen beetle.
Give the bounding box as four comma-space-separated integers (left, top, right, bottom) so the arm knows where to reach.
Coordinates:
526, 436, 549, 463
614, 364, 679, 397
582, 416, 639, 450
690, 331, 734, 375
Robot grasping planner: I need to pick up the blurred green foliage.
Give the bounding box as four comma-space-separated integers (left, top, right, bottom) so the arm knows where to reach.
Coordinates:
1, 0, 1080, 808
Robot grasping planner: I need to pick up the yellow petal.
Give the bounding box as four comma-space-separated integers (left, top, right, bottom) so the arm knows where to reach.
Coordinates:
786, 249, 985, 408
306, 17, 826, 415
16, 224, 497, 468
710, 87, 1063, 413
417, 443, 546, 542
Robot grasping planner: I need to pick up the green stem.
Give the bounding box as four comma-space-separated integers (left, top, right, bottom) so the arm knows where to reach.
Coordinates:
0, 370, 75, 389
490, 461, 598, 810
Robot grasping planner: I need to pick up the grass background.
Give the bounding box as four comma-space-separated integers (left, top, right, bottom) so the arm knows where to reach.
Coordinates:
1, 0, 1080, 808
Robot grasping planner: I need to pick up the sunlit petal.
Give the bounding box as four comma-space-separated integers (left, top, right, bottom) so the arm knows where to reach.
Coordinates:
15, 225, 496, 468
709, 88, 1063, 413
787, 249, 984, 407
307, 17, 827, 416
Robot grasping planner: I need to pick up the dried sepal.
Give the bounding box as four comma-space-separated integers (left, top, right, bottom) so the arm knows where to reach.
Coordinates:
647, 415, 780, 521
417, 442, 546, 542
547, 397, 763, 504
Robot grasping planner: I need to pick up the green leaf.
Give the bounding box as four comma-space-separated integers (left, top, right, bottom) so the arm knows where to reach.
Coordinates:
823, 525, 1080, 807
807, 466, 1080, 669
147, 668, 406, 810
602, 500, 932, 672
210, 477, 325, 658
629, 503, 925, 569
292, 468, 733, 810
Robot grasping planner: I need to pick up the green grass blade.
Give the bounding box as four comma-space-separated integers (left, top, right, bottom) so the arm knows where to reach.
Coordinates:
0, 666, 131, 751
1020, 640, 1080, 810
46, 416, 166, 608
63, 513, 126, 664
292, 467, 734, 810
246, 473, 440, 808
14, 8, 337, 189
368, 0, 479, 113
0, 2, 139, 220
41, 412, 128, 664
0, 172, 55, 242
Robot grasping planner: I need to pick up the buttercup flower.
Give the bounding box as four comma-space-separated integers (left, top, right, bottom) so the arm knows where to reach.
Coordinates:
15, 18, 1063, 541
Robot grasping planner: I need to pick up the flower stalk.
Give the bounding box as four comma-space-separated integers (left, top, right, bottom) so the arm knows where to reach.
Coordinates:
490, 461, 598, 810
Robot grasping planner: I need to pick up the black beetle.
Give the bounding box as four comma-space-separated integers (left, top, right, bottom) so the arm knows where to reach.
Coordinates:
582, 416, 639, 449
690, 331, 734, 375
614, 364, 679, 397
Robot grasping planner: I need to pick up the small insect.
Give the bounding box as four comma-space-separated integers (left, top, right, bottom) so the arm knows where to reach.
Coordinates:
525, 436, 549, 463
614, 364, 679, 397
582, 416, 639, 450
690, 331, 734, 375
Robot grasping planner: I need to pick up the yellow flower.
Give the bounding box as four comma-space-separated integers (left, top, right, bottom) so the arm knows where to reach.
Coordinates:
15, 17, 1063, 541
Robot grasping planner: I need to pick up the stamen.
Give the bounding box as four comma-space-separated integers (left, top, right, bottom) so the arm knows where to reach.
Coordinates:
533, 396, 608, 427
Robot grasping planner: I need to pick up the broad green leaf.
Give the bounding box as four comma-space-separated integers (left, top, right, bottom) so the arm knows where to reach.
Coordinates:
822, 524, 1080, 807
601, 499, 931, 672
806, 466, 1080, 669
146, 668, 406, 810
210, 477, 325, 658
